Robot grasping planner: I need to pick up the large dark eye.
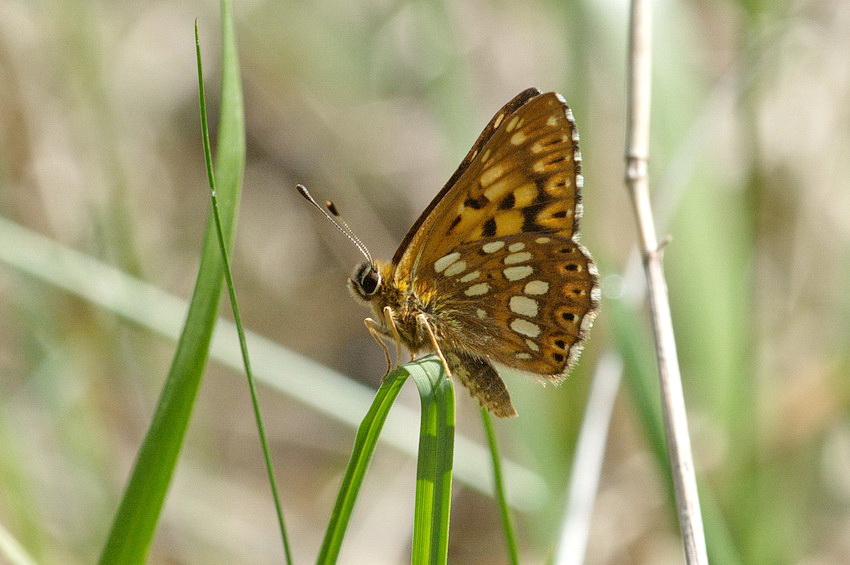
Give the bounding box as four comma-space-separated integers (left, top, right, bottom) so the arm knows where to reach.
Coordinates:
360, 267, 380, 295
362, 269, 380, 294
351, 262, 381, 298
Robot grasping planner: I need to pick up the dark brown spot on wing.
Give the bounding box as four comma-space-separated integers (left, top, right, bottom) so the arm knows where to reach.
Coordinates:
521, 203, 545, 232
482, 217, 497, 237
499, 192, 516, 210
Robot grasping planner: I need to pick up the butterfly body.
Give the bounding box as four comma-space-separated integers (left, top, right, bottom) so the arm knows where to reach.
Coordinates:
350, 259, 520, 417
349, 259, 440, 353
345, 88, 600, 417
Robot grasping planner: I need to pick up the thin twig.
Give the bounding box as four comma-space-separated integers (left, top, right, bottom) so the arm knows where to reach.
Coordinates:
625, 1, 709, 563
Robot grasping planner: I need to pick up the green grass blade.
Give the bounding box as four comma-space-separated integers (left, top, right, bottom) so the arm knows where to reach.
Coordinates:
318, 355, 455, 565
97, 1, 244, 563
317, 366, 410, 564
481, 408, 519, 565
409, 356, 455, 565
195, 19, 292, 564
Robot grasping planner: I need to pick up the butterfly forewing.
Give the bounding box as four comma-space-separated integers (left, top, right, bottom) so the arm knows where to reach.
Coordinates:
389, 88, 541, 269
394, 91, 584, 281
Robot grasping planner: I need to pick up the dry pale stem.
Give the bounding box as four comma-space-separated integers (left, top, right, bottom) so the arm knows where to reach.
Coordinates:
625, 0, 709, 563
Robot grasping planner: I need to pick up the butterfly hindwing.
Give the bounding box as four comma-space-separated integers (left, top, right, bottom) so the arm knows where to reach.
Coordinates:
430, 233, 597, 379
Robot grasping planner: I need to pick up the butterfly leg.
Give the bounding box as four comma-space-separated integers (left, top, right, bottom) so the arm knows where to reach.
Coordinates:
382, 306, 404, 367
444, 350, 518, 418
416, 313, 452, 379
364, 317, 393, 375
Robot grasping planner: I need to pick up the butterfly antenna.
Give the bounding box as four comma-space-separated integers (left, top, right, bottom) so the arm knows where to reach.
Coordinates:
322, 200, 374, 263
296, 184, 374, 265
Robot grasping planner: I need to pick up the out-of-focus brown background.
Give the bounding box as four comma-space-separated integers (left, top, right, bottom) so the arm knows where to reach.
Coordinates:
1, 0, 849, 563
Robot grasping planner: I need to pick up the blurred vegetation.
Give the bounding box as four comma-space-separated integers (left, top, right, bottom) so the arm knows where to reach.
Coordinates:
1, 0, 849, 563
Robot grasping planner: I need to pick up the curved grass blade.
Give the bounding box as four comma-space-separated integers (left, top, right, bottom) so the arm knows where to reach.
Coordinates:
97, 1, 244, 562
318, 355, 455, 565
317, 366, 409, 564
408, 356, 455, 565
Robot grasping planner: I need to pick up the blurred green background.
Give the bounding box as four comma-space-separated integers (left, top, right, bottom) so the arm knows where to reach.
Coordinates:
1, 0, 849, 563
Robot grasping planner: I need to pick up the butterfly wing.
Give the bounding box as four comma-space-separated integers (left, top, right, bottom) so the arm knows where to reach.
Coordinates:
390, 88, 540, 266
393, 89, 583, 276
393, 89, 599, 380
430, 233, 597, 379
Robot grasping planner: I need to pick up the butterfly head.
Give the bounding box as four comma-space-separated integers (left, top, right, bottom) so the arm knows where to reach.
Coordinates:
348, 261, 382, 303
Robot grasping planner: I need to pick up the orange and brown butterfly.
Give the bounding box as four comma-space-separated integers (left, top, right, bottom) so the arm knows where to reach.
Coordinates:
299, 87, 599, 417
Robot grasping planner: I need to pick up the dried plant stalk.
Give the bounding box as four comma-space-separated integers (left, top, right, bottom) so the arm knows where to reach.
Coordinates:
624, 0, 709, 562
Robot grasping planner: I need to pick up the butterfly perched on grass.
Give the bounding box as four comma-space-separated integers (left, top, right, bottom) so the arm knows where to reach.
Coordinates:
300, 87, 599, 417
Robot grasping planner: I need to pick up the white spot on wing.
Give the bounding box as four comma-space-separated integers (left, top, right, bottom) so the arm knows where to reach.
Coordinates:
510, 131, 526, 145
523, 280, 549, 295
510, 318, 541, 338
525, 339, 540, 352
503, 266, 533, 281
476, 308, 486, 319
434, 252, 461, 273
504, 251, 532, 265
508, 242, 525, 252
459, 271, 480, 283
535, 237, 551, 244
465, 283, 490, 297
482, 241, 505, 254
509, 295, 539, 317
443, 260, 467, 277
515, 352, 532, 360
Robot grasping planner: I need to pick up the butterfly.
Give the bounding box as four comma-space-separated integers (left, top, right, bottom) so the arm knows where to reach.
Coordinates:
300, 87, 599, 417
